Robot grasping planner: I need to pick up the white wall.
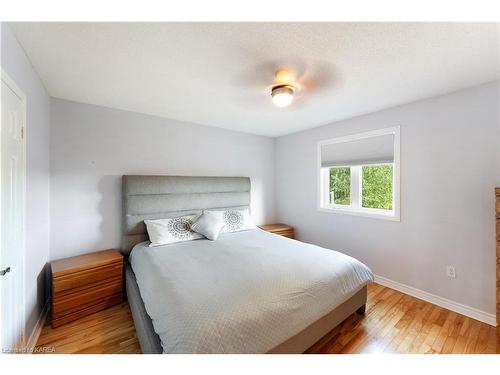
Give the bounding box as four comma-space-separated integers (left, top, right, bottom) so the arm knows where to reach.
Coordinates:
1, 23, 51, 336
275, 82, 499, 316
50, 98, 276, 260
3, 21, 498, 335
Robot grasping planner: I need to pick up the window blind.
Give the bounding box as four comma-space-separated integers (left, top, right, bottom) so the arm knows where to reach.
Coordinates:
321, 134, 394, 167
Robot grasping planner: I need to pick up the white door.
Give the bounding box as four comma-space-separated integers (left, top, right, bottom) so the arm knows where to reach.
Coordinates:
0, 74, 26, 353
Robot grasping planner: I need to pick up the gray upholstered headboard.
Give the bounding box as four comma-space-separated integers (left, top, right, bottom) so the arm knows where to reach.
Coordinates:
122, 175, 251, 256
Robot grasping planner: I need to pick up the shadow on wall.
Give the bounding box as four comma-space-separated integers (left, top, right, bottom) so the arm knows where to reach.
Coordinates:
27, 175, 122, 330
96, 175, 123, 252
26, 262, 51, 336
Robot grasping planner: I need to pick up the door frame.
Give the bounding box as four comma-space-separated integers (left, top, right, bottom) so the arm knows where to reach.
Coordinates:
0, 67, 27, 348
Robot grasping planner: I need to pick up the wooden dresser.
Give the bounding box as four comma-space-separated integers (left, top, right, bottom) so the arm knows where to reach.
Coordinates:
51, 249, 123, 328
496, 188, 500, 341
258, 223, 295, 239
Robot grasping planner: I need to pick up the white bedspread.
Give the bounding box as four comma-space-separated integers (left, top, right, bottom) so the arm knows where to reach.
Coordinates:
130, 229, 373, 353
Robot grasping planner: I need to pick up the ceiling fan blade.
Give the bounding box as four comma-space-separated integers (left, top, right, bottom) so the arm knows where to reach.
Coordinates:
229, 58, 310, 90
298, 61, 343, 94
229, 60, 282, 91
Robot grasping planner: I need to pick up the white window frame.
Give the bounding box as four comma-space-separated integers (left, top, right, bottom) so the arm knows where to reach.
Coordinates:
317, 126, 400, 221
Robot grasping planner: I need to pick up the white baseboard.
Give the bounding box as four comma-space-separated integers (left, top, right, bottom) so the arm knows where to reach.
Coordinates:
25, 300, 49, 351
374, 275, 497, 327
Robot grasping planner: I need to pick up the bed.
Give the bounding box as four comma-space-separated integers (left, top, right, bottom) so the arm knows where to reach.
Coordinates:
122, 175, 373, 354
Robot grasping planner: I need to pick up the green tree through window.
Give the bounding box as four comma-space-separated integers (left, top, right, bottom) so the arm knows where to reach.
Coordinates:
362, 165, 393, 209
330, 167, 350, 205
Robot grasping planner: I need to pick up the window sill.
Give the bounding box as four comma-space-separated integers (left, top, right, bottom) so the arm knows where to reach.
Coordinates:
317, 206, 400, 221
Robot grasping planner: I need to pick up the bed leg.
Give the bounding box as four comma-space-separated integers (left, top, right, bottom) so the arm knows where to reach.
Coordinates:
356, 304, 366, 315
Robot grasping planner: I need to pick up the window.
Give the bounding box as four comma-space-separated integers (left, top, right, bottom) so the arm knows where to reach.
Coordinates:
318, 127, 400, 220
330, 166, 351, 205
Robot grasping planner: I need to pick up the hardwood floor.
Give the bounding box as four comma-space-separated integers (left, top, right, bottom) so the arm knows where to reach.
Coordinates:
35, 283, 498, 354
306, 283, 498, 354
36, 302, 141, 354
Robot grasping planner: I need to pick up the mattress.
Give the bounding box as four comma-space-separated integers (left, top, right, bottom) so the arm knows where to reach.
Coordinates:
130, 229, 373, 353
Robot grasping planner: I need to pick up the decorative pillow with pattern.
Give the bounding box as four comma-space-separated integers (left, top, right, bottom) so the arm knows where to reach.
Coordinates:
191, 210, 226, 241
144, 215, 203, 247
204, 208, 256, 233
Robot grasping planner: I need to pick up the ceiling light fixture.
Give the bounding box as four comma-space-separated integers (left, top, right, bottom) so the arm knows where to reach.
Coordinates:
270, 68, 297, 108
271, 84, 295, 108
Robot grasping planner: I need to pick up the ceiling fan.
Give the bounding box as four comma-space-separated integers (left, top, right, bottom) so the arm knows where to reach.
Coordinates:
231, 60, 338, 110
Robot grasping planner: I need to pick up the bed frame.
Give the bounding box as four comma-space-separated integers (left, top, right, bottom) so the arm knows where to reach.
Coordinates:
121, 175, 367, 354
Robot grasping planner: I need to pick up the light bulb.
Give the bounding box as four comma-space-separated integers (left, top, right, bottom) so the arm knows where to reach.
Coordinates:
271, 85, 294, 107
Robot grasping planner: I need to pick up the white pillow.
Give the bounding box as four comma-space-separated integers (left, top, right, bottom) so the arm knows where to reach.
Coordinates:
144, 214, 203, 247
191, 211, 225, 240
204, 208, 256, 233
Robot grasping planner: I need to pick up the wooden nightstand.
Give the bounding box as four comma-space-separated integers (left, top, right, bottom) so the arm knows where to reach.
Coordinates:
51, 249, 123, 328
258, 224, 295, 239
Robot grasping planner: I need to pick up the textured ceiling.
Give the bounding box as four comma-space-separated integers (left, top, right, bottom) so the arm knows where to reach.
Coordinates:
9, 22, 499, 137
